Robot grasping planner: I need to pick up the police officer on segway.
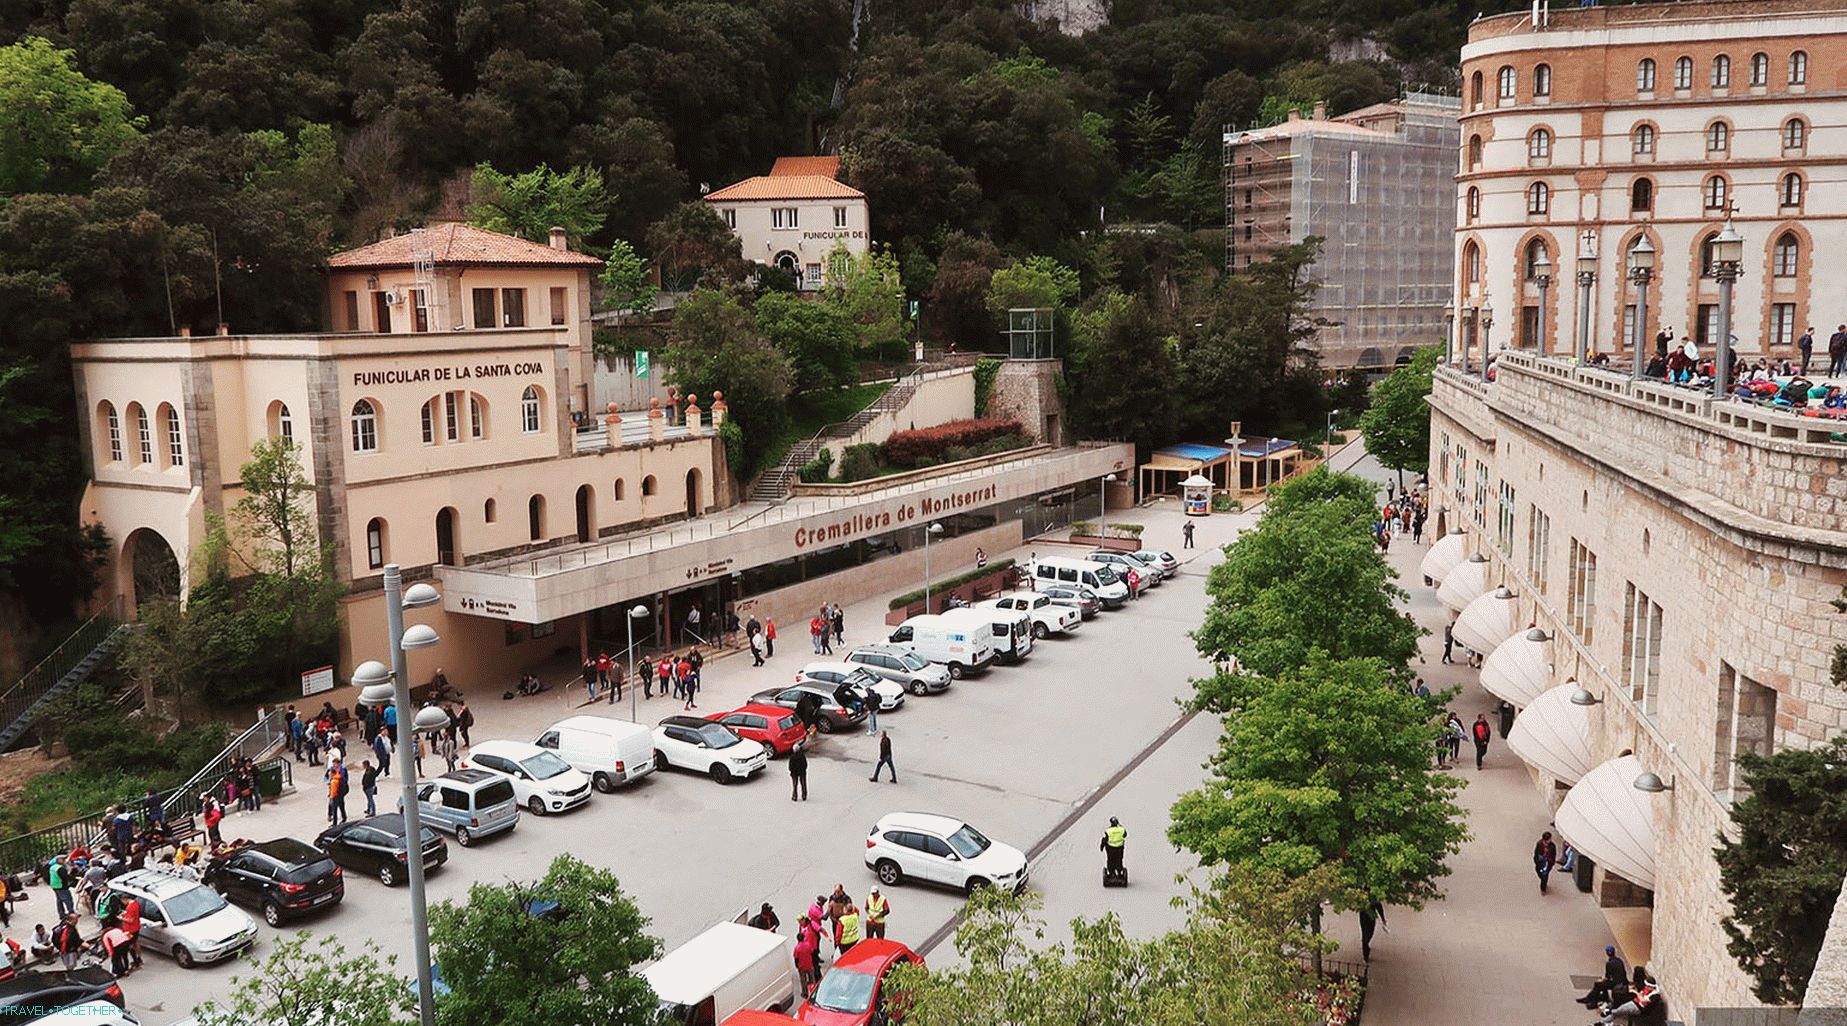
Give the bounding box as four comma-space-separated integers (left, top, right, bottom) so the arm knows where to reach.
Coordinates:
1101, 817, 1127, 886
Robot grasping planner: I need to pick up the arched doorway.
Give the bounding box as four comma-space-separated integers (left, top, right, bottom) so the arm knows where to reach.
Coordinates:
436, 507, 458, 566
773, 251, 799, 278
575, 484, 595, 542
123, 528, 182, 611
685, 468, 704, 519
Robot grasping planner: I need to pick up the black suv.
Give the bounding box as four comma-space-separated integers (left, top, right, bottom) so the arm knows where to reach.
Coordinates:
202, 837, 344, 926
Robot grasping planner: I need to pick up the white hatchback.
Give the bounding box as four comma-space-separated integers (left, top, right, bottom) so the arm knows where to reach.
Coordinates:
864, 812, 1029, 894
652, 715, 769, 783
458, 739, 593, 816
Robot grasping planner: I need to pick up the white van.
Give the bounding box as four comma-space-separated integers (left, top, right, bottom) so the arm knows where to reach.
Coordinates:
642, 920, 797, 1024
887, 613, 995, 678
533, 715, 657, 793
941, 606, 1033, 664
1024, 556, 1130, 608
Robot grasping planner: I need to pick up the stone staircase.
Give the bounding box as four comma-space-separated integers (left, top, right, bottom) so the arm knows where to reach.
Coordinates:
748, 375, 923, 502
0, 598, 132, 752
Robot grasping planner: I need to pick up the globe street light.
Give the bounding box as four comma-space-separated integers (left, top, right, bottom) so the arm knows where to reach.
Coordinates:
1575, 230, 1598, 364
1100, 473, 1117, 533
1710, 217, 1745, 400
626, 604, 649, 723
1628, 235, 1656, 380
1479, 296, 1495, 384
1532, 249, 1553, 353
921, 522, 944, 612
352, 565, 442, 1026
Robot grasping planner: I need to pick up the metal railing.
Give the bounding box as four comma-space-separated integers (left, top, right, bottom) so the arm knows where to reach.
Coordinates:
0, 596, 128, 739
160, 707, 295, 824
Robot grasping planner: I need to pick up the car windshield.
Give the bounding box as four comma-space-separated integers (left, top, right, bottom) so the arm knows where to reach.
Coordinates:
946, 824, 993, 859
692, 723, 741, 749
895, 651, 929, 670
517, 751, 574, 780
1092, 566, 1119, 585
812, 968, 878, 1014
846, 669, 884, 689
164, 885, 228, 924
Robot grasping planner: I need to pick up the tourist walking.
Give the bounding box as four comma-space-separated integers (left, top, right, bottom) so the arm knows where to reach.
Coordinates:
325, 761, 348, 825
1471, 713, 1493, 769
657, 656, 672, 699
789, 746, 809, 801
1441, 622, 1455, 664
750, 629, 766, 666
1182, 521, 1194, 548
869, 730, 896, 783
1800, 328, 1815, 375
832, 604, 844, 645
1831, 325, 1847, 377
202, 794, 225, 845
765, 618, 777, 657
361, 759, 379, 817
1533, 830, 1558, 893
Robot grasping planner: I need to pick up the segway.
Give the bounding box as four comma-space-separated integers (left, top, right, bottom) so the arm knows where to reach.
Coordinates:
1103, 858, 1128, 888
1102, 818, 1128, 887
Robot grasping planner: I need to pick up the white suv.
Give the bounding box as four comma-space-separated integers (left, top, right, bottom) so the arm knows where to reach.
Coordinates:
106, 869, 259, 968
864, 812, 1029, 894
458, 739, 593, 816
980, 592, 1080, 639
652, 716, 769, 783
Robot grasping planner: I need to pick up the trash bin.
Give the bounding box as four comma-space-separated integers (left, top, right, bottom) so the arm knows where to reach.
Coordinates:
1575, 853, 1595, 893
257, 761, 285, 798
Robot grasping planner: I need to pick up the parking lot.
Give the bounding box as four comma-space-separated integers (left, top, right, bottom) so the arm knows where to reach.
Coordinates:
96, 504, 1251, 1024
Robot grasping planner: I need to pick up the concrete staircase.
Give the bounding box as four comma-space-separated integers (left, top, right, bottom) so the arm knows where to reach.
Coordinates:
749, 376, 922, 502
0, 599, 132, 752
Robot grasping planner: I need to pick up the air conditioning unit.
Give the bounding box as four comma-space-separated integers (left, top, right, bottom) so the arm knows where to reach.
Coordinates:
383, 291, 401, 305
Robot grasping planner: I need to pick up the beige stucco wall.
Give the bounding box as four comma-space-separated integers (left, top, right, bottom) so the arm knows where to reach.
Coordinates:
826, 368, 977, 457
708, 198, 870, 287
338, 590, 583, 699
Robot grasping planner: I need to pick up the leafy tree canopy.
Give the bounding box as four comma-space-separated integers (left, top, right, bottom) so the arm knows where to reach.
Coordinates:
756, 290, 857, 393
986, 255, 1081, 319
194, 934, 410, 1026
664, 289, 795, 476
1358, 345, 1440, 480
598, 239, 657, 327
467, 163, 608, 250
647, 201, 744, 292
0, 36, 142, 194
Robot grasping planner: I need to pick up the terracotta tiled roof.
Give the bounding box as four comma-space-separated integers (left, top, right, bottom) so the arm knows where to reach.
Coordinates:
769, 156, 841, 178
326, 223, 603, 269
703, 175, 865, 202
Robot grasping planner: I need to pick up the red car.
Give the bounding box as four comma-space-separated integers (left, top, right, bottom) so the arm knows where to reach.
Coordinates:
722, 1012, 802, 1025
706, 704, 809, 755
796, 939, 924, 1026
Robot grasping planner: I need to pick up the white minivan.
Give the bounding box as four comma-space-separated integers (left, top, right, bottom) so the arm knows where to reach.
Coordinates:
642, 920, 797, 1023
1024, 556, 1130, 608
940, 606, 1033, 664
533, 715, 657, 793
887, 613, 995, 678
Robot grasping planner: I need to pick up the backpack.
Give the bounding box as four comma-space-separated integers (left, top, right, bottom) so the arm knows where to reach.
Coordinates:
335, 770, 350, 798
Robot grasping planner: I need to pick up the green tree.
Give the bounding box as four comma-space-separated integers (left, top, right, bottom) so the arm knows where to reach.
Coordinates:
1358, 345, 1440, 485
985, 256, 1081, 320
232, 437, 315, 578
1170, 655, 1468, 938
646, 201, 744, 292
1066, 293, 1177, 457
598, 239, 657, 330
1715, 735, 1847, 1004
825, 242, 908, 360
467, 163, 608, 249
927, 232, 1005, 348
755, 291, 856, 393
428, 854, 659, 1026
1176, 239, 1327, 438
664, 289, 795, 476
0, 36, 142, 193
1190, 70, 1263, 147
193, 934, 411, 1026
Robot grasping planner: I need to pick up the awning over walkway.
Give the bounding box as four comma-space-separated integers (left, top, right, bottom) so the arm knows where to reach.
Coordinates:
1507, 684, 1597, 785
1453, 586, 1518, 655
1436, 553, 1491, 613
1556, 754, 1660, 891
1479, 627, 1553, 707
1419, 529, 1469, 585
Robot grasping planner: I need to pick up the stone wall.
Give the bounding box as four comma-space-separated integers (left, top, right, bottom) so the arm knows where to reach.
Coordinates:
1427, 355, 1847, 1015
986, 360, 1067, 446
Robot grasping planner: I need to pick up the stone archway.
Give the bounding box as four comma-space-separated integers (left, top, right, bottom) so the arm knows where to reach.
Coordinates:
122, 527, 182, 611
685, 468, 704, 519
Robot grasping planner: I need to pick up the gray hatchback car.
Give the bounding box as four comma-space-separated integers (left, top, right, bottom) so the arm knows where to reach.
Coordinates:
843, 644, 954, 696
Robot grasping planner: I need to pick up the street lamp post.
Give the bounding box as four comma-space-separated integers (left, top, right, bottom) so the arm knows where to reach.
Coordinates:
1532, 250, 1553, 353
1711, 217, 1744, 399
353, 565, 443, 1026
1461, 306, 1475, 375
1326, 408, 1339, 448
1575, 230, 1598, 364
921, 522, 943, 611
626, 604, 648, 722
1479, 296, 1495, 384
1628, 235, 1656, 380
1099, 473, 1116, 533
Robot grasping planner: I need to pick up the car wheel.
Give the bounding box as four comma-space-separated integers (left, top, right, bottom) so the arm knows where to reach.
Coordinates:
654, 751, 670, 772
1031, 622, 1048, 640
455, 826, 474, 847
528, 796, 547, 816
965, 876, 992, 896
378, 863, 398, 887
909, 680, 928, 696
816, 718, 835, 734
262, 901, 282, 927
174, 945, 195, 969
876, 860, 903, 886
947, 663, 965, 679
593, 772, 614, 793
709, 763, 732, 784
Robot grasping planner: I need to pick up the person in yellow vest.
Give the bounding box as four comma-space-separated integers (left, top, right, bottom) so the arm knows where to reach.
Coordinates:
864, 888, 890, 939
1101, 817, 1127, 876
834, 902, 861, 954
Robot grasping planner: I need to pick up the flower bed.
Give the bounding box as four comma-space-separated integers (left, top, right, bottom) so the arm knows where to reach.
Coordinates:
881, 418, 1025, 469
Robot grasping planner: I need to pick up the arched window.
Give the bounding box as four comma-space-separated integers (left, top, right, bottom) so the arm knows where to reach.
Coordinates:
1498, 65, 1516, 100
1637, 58, 1656, 92
1704, 175, 1728, 210
469, 395, 486, 439
421, 397, 438, 445
1464, 242, 1481, 285
1751, 52, 1769, 86
1470, 71, 1484, 107
1466, 187, 1481, 224
613, 479, 626, 501
1527, 181, 1550, 216
1706, 121, 1729, 152
1528, 128, 1552, 160
100, 402, 122, 463
268, 401, 293, 442
351, 400, 378, 453
641, 475, 658, 497
521, 386, 542, 434
1712, 54, 1731, 88
1699, 233, 1718, 277
1534, 63, 1552, 97
1524, 239, 1550, 280
159, 403, 183, 468
1632, 124, 1655, 155
366, 517, 387, 569
483, 497, 497, 523
1630, 178, 1653, 213
1783, 118, 1807, 150
1781, 172, 1804, 208
1774, 233, 1800, 277
1790, 50, 1808, 85
1467, 135, 1483, 169
528, 495, 546, 541
131, 403, 152, 465
1673, 56, 1693, 90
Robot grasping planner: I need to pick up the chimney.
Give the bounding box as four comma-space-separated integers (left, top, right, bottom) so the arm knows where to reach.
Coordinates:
548, 226, 568, 251
216, 322, 230, 336
1312, 101, 1327, 120
1286, 109, 1301, 122
178, 326, 191, 338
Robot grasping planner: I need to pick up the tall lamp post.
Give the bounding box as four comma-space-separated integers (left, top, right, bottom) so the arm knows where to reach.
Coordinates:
1461, 305, 1476, 375
1099, 473, 1116, 534
921, 522, 943, 611
1532, 249, 1553, 353
1710, 216, 1744, 399
1575, 230, 1598, 364
1479, 296, 1495, 384
626, 604, 648, 722
1326, 408, 1339, 448
1628, 235, 1656, 380
351, 564, 444, 1026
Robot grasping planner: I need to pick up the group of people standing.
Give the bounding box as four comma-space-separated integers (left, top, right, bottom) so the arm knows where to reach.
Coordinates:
775, 884, 892, 997
808, 604, 846, 655
745, 614, 778, 666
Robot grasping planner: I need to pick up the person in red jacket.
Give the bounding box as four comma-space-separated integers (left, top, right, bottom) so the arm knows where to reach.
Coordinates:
118, 895, 144, 969
764, 618, 777, 657
1472, 713, 1493, 770
793, 915, 820, 996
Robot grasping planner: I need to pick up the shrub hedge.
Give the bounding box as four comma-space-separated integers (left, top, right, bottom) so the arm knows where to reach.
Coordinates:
880, 418, 1024, 469
888, 559, 1016, 609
